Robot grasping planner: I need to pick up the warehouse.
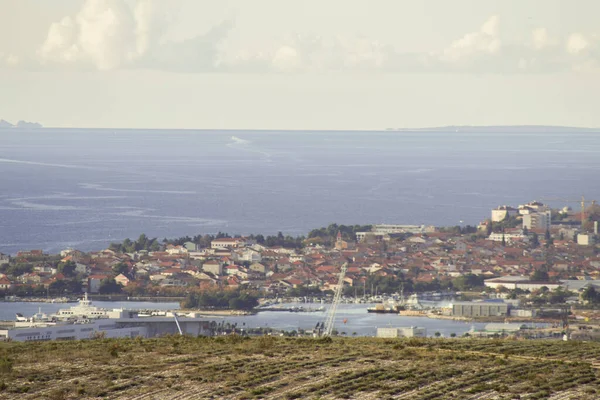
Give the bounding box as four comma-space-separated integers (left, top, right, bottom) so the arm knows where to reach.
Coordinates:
450, 301, 508, 317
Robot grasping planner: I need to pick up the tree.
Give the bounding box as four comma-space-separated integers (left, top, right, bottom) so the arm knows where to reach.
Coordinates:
530, 233, 540, 248
112, 262, 128, 276
582, 286, 600, 304
57, 261, 77, 277
98, 278, 122, 294
49, 278, 82, 296
434, 332, 441, 337
501, 234, 506, 247
530, 270, 549, 282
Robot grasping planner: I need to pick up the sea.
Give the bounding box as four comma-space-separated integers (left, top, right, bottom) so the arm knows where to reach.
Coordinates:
1, 128, 599, 254
0, 301, 486, 337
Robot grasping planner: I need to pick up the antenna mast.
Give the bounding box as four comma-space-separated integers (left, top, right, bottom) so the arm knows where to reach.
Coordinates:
323, 262, 348, 336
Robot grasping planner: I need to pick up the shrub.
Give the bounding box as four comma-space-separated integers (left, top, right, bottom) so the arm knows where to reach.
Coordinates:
0, 358, 12, 374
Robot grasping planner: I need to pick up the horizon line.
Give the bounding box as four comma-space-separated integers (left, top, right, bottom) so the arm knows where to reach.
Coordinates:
2, 124, 600, 132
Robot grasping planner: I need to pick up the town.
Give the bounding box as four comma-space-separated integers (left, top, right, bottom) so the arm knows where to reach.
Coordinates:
2, 199, 600, 331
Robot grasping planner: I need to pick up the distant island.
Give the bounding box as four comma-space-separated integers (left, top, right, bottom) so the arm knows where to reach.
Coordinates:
0, 119, 43, 129
387, 125, 600, 133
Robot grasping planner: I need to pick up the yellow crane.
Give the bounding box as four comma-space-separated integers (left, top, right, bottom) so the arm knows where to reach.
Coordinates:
539, 196, 597, 230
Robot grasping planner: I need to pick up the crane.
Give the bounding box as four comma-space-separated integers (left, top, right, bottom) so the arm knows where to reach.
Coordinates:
539, 196, 597, 229
322, 262, 348, 337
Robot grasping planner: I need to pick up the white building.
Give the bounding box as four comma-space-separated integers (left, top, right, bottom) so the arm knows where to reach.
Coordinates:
377, 326, 427, 338
577, 234, 591, 246
484, 276, 530, 289
488, 232, 528, 243
491, 206, 518, 222
202, 260, 223, 276
518, 201, 549, 214
211, 238, 246, 249
510, 309, 536, 318
522, 210, 551, 230
484, 277, 561, 291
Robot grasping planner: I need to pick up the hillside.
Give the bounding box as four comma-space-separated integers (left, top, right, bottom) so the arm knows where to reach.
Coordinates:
1, 336, 599, 399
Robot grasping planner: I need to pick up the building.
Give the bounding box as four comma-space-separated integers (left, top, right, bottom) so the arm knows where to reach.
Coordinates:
88, 274, 109, 293
211, 238, 246, 249
522, 210, 551, 230
450, 301, 508, 317
114, 273, 132, 287
484, 277, 561, 291
202, 260, 223, 276
356, 224, 435, 241
491, 206, 518, 222
376, 326, 427, 338
0, 276, 13, 290
518, 201, 549, 214
484, 276, 530, 289
510, 309, 536, 318
577, 234, 591, 246
487, 232, 528, 243
0, 253, 9, 264
469, 323, 527, 337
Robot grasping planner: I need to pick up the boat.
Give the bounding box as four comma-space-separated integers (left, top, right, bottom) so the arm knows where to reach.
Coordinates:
53, 293, 111, 320
367, 304, 398, 314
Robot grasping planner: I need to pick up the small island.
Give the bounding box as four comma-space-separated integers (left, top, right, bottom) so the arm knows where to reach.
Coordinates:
0, 119, 43, 129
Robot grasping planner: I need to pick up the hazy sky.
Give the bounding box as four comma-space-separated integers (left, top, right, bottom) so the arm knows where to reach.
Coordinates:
1, 0, 599, 129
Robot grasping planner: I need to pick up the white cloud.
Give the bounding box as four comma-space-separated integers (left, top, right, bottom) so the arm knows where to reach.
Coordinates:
0, 52, 19, 67
441, 16, 501, 63
37, 0, 228, 71
532, 28, 549, 50
567, 33, 589, 54
134, 0, 169, 57
18, 6, 600, 75
39, 0, 136, 70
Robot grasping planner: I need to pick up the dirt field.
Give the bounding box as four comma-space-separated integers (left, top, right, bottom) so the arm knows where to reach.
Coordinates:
1, 336, 599, 399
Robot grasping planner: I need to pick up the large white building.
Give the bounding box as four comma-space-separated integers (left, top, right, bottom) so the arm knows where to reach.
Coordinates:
522, 210, 551, 230
356, 224, 435, 241
377, 326, 427, 338
491, 206, 518, 222
484, 277, 561, 291
487, 232, 528, 243
211, 238, 246, 249
450, 302, 508, 317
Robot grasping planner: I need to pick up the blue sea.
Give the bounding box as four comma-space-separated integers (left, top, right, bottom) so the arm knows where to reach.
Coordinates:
0, 128, 598, 254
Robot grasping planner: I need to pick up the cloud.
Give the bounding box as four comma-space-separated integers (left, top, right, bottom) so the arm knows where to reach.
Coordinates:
0, 52, 19, 67
532, 28, 549, 50
225, 33, 392, 73
441, 16, 501, 63
567, 33, 590, 54
7, 5, 599, 75
39, 0, 136, 70
37, 0, 230, 71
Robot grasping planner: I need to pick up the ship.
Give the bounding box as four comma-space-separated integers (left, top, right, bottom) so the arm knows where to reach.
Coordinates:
367, 304, 399, 314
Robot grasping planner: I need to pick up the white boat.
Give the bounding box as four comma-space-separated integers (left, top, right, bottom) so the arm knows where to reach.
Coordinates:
54, 293, 111, 320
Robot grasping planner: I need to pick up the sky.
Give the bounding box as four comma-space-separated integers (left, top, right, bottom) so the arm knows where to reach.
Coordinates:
1, 0, 599, 130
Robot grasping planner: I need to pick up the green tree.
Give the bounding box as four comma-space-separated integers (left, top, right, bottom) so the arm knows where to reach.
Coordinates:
530, 270, 549, 282
98, 278, 122, 294
530, 233, 540, 248
582, 286, 599, 304
57, 261, 77, 277
112, 262, 128, 276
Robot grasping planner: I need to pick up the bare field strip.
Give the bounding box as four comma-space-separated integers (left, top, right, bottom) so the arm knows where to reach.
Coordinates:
1, 336, 599, 399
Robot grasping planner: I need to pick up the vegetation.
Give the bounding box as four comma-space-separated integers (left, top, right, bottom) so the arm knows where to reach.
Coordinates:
109, 234, 161, 253
307, 223, 372, 245
181, 289, 259, 310
0, 336, 598, 399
